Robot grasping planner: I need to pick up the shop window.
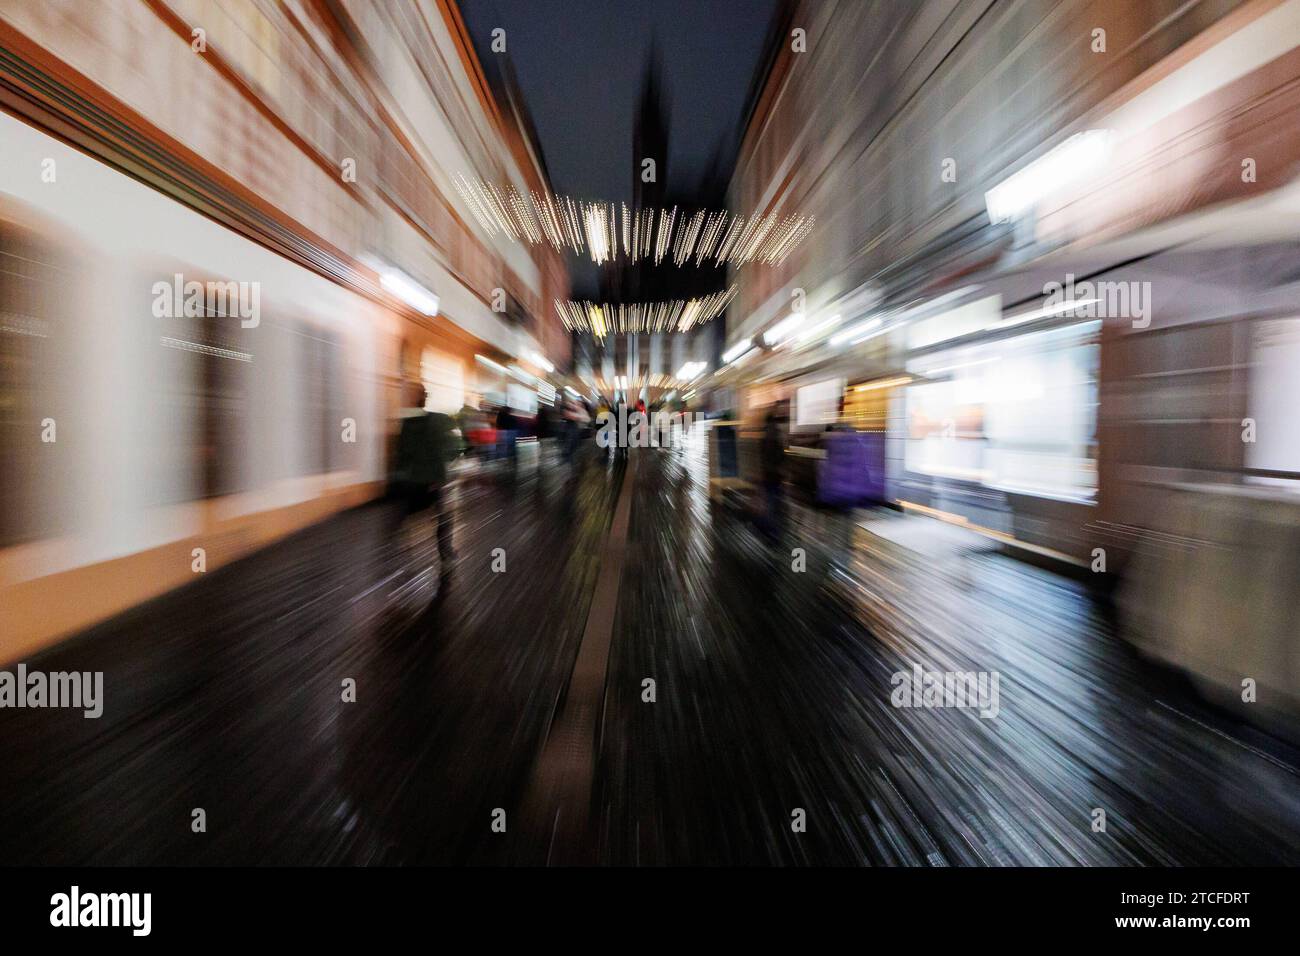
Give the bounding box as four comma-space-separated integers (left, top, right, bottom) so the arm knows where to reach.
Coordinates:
905, 321, 1099, 501
0, 220, 71, 545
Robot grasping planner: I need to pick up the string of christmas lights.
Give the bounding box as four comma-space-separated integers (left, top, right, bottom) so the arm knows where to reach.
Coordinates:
453, 175, 813, 268
555, 285, 739, 337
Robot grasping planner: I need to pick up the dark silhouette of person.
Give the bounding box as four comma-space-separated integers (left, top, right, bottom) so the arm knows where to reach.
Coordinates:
759, 405, 786, 542
393, 383, 457, 572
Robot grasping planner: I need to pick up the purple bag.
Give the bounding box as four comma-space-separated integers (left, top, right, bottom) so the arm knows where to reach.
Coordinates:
817, 431, 880, 506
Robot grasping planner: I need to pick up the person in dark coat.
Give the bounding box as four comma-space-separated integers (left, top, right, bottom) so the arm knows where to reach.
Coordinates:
392, 383, 457, 569
759, 404, 787, 542
494, 403, 517, 465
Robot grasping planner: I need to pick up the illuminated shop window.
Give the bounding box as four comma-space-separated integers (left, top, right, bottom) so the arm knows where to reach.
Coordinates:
905, 321, 1099, 502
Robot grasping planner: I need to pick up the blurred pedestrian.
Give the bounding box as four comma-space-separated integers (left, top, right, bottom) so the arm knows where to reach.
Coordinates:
392, 383, 457, 574
455, 401, 479, 457
615, 401, 631, 458
495, 403, 517, 467
758, 403, 787, 542
818, 395, 863, 564
562, 394, 588, 464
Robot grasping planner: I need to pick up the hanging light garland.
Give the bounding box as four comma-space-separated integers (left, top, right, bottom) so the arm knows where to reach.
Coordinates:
453, 175, 813, 268
555, 285, 739, 338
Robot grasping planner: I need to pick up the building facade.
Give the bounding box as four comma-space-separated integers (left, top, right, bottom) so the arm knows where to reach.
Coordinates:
725, 0, 1300, 563
0, 0, 569, 654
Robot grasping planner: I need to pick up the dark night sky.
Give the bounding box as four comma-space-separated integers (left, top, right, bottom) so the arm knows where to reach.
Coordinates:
459, 0, 780, 294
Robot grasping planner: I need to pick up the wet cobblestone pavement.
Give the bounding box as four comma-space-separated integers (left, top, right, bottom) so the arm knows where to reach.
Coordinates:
2, 437, 1298, 865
